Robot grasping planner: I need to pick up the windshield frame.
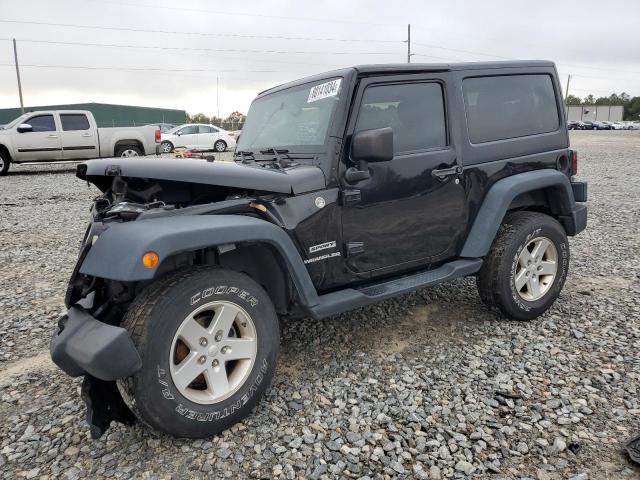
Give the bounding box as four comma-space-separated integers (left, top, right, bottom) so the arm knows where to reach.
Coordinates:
237, 75, 347, 155
4, 114, 28, 130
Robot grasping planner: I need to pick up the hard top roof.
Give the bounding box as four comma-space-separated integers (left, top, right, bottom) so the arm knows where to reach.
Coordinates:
258, 60, 556, 96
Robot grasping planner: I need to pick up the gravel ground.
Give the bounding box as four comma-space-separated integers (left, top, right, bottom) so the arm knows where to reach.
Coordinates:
1, 133, 639, 479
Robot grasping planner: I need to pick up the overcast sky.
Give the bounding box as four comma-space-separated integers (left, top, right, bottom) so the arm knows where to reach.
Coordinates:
1, 0, 639, 117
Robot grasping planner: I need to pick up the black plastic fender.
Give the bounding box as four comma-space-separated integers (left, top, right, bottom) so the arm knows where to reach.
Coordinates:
460, 169, 577, 258
79, 214, 320, 308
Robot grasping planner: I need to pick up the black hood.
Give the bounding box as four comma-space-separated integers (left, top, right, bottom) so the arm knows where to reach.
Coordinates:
79, 157, 326, 194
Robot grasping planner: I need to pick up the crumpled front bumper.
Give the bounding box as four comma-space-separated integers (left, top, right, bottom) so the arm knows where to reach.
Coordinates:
50, 306, 142, 381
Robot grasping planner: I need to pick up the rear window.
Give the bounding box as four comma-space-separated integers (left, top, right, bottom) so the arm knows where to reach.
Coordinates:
60, 114, 90, 131
463, 74, 559, 144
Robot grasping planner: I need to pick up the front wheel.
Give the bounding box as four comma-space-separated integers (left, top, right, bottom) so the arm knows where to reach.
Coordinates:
160, 141, 173, 154
0, 150, 10, 176
214, 140, 227, 152
117, 267, 279, 438
476, 212, 569, 320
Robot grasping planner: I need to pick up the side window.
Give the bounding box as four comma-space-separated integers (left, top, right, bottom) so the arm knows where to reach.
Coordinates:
60, 114, 90, 131
355, 82, 447, 154
198, 125, 214, 134
177, 126, 198, 135
463, 74, 560, 144
27, 114, 56, 132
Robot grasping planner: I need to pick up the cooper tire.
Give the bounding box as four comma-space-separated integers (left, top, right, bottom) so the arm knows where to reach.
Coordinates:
214, 140, 227, 152
0, 150, 10, 176
476, 211, 569, 321
117, 267, 279, 438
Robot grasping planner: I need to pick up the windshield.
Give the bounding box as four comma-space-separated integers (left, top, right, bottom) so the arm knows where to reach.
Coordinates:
4, 114, 27, 130
237, 77, 342, 152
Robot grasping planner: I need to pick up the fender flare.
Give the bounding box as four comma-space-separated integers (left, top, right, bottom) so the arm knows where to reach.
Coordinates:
460, 169, 575, 258
79, 214, 320, 307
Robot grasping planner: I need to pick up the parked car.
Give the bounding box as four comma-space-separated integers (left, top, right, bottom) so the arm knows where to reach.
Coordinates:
567, 120, 586, 130
586, 121, 610, 130
160, 124, 236, 153
629, 122, 640, 130
51, 61, 587, 439
145, 122, 177, 133
601, 121, 621, 130
0, 110, 160, 175
581, 121, 595, 130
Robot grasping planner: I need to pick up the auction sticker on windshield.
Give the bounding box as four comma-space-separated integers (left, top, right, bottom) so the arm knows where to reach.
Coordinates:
308, 79, 342, 103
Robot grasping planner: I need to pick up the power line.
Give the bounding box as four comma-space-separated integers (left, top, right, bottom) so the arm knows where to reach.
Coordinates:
0, 20, 401, 43
2, 38, 400, 57
0, 63, 298, 74
412, 42, 512, 60
411, 53, 461, 62
89, 0, 398, 27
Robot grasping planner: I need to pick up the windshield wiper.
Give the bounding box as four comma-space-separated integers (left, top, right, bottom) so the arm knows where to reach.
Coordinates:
259, 148, 296, 168
234, 150, 255, 163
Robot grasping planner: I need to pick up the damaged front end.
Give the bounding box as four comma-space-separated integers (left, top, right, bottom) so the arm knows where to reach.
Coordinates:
51, 298, 142, 438
52, 157, 318, 438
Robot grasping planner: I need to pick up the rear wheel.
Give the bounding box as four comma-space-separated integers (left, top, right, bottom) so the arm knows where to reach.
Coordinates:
116, 145, 142, 157
476, 212, 569, 320
117, 267, 279, 438
0, 150, 10, 176
214, 140, 227, 152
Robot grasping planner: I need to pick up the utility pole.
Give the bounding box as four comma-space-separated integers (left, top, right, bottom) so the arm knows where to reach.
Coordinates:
216, 76, 220, 120
564, 74, 571, 105
13, 38, 24, 114
406, 24, 411, 63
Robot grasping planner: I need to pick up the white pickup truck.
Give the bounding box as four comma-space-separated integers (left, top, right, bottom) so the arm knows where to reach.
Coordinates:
0, 110, 160, 175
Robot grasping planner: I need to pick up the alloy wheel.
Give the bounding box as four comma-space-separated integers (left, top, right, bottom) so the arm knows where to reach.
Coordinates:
170, 301, 257, 404
514, 236, 558, 301
120, 149, 139, 157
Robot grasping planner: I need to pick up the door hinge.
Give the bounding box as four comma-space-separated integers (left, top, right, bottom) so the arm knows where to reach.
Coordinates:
347, 241, 365, 257
342, 189, 361, 206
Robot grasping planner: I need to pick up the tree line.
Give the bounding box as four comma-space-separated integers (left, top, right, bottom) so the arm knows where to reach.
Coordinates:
186, 111, 246, 130
565, 93, 640, 120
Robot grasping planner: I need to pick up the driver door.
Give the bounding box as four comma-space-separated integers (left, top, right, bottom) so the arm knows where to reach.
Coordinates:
340, 74, 467, 276
12, 113, 63, 162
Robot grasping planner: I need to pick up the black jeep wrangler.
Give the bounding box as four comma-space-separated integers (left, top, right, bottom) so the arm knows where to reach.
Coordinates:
51, 61, 587, 439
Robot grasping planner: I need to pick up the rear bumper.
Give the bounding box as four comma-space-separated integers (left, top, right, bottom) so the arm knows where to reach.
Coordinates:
50, 306, 141, 381
571, 181, 587, 203
560, 203, 587, 236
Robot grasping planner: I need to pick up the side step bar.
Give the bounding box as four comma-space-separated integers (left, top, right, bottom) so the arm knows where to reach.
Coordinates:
309, 259, 482, 319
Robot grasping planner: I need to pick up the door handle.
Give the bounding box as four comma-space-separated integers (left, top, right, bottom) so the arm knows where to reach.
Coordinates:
431, 165, 461, 180
81, 133, 92, 137
48, 134, 58, 138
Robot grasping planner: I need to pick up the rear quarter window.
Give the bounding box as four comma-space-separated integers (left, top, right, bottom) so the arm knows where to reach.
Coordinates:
463, 74, 560, 144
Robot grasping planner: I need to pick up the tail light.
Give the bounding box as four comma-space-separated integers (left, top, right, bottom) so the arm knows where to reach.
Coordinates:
155, 129, 161, 142
571, 150, 578, 176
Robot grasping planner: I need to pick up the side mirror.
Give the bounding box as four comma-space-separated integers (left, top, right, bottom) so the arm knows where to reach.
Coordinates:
176, 131, 182, 136
351, 127, 394, 163
17, 123, 33, 133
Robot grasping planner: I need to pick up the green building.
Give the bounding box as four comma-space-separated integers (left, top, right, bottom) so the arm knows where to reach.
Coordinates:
0, 102, 187, 127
